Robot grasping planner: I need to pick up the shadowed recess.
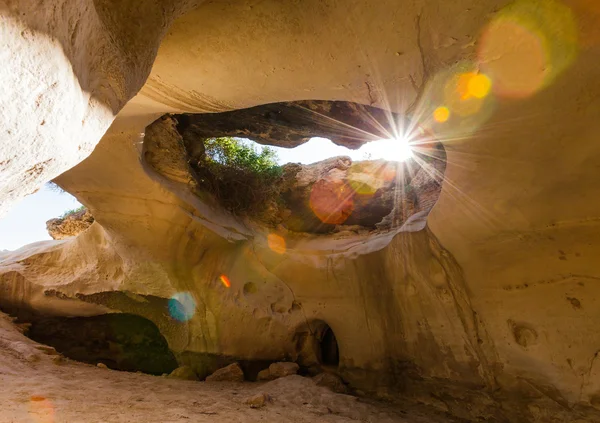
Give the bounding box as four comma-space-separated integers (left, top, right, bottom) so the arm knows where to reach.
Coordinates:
174, 100, 409, 150
26, 313, 178, 375
144, 100, 447, 234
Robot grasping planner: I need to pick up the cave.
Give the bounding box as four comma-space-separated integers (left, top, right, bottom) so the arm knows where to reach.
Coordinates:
2, 0, 600, 421
143, 100, 447, 234
319, 325, 339, 367
25, 313, 178, 375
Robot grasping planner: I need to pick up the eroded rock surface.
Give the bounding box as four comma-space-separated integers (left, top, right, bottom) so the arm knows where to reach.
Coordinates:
26, 313, 177, 375
205, 363, 245, 382
2, 1, 600, 422
46, 208, 94, 240
257, 362, 299, 381
144, 112, 446, 233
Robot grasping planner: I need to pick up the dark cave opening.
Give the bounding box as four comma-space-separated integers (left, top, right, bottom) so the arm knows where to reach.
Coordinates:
295, 320, 340, 372
25, 313, 178, 375
144, 100, 447, 234
319, 325, 340, 367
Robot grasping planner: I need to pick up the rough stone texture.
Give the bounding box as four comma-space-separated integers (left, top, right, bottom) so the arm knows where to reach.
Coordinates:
175, 101, 409, 150
143, 114, 444, 233
256, 368, 272, 381
168, 365, 198, 381
0, 0, 203, 216
0, 311, 455, 422
313, 373, 350, 394
46, 208, 94, 239
268, 362, 300, 379
257, 362, 299, 381
243, 392, 270, 408
1, 1, 600, 422
205, 363, 244, 382
26, 313, 178, 375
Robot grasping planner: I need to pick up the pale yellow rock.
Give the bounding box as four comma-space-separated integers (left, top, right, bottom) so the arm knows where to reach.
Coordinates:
168, 366, 198, 381
313, 373, 349, 394
205, 363, 244, 382
1, 1, 600, 421
243, 393, 270, 409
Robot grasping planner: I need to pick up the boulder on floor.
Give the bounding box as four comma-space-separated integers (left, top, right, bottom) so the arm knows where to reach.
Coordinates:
257, 362, 299, 381
205, 362, 244, 382
313, 372, 349, 394
168, 365, 198, 381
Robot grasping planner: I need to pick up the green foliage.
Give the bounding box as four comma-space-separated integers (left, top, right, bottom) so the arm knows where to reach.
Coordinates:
203, 137, 282, 178
60, 205, 85, 219
193, 137, 283, 215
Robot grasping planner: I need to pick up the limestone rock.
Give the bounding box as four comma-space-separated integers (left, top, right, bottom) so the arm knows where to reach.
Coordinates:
243, 393, 270, 408
313, 373, 349, 394
280, 157, 443, 233
46, 208, 94, 240
269, 362, 300, 378
258, 362, 299, 381
257, 368, 272, 381
168, 366, 198, 381
205, 363, 244, 382
2, 1, 600, 422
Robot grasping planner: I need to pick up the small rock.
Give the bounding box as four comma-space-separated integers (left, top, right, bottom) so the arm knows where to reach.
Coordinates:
97, 363, 108, 369
244, 393, 270, 408
313, 373, 349, 394
51, 355, 65, 365
257, 368, 273, 381
259, 362, 299, 381
35, 345, 59, 355
25, 353, 40, 363
168, 365, 198, 381
205, 363, 244, 382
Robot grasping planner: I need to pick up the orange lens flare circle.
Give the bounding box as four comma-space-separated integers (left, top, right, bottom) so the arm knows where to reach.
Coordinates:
478, 0, 578, 99
309, 179, 354, 225
267, 234, 286, 254
219, 274, 231, 288
347, 162, 396, 196
29, 396, 54, 423
433, 106, 450, 123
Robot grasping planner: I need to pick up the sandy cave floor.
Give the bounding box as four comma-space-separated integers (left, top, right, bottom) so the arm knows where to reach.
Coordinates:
0, 312, 458, 423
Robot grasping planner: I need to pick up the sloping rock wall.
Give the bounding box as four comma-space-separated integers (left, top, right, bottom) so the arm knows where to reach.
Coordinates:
46, 208, 94, 240
1, 0, 600, 422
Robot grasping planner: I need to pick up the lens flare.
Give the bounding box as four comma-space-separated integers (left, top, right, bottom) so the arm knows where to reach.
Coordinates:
309, 179, 354, 225
219, 274, 231, 288
347, 161, 396, 195
418, 61, 496, 138
364, 137, 413, 162
29, 396, 54, 423
267, 234, 286, 254
478, 0, 577, 99
466, 73, 492, 99
433, 106, 450, 123
168, 292, 196, 322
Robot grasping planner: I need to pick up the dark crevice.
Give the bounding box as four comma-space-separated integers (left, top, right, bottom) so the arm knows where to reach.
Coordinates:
174, 100, 406, 150
320, 326, 340, 367
24, 313, 178, 375
144, 100, 447, 234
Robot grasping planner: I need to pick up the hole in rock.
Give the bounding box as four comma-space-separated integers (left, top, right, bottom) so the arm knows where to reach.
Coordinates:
24, 313, 178, 375
319, 325, 340, 367
294, 320, 340, 373
0, 182, 88, 251
144, 100, 447, 235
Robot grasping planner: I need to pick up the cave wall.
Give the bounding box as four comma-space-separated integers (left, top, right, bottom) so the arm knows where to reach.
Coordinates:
1, 0, 600, 422
0, 0, 204, 216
